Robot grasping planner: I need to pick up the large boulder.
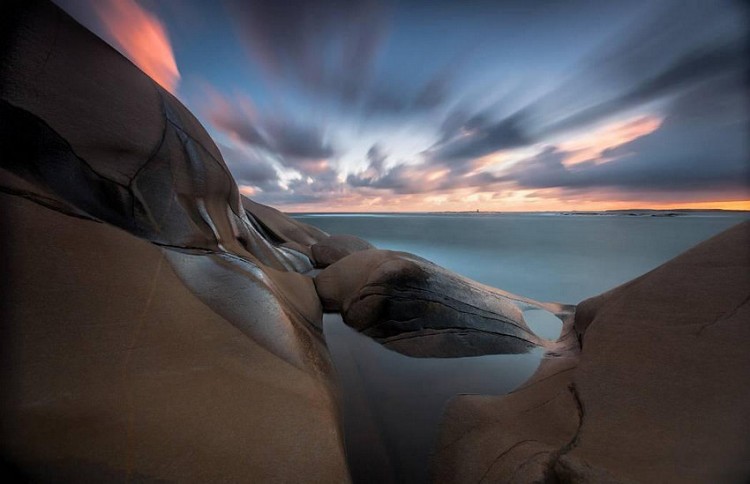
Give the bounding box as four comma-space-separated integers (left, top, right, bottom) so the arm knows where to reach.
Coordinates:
311, 234, 375, 267
315, 249, 543, 357
242, 196, 328, 247
0, 185, 348, 482
432, 221, 750, 483
0, 0, 310, 274
0, 1, 348, 481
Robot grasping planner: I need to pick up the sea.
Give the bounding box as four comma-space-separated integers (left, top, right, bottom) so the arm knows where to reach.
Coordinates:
293, 211, 748, 483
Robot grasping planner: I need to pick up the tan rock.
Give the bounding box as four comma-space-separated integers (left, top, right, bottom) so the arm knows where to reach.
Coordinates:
242, 196, 328, 247
0, 1, 347, 480
0, 0, 306, 274
311, 234, 376, 267
433, 221, 750, 483
0, 192, 349, 482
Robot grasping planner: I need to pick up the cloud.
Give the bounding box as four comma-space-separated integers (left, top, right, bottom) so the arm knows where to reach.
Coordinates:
502, 110, 749, 194
542, 40, 745, 137
425, 111, 531, 165
203, 89, 336, 176
225, 0, 387, 103
91, 0, 181, 93
359, 66, 459, 116
252, 167, 345, 206
262, 119, 335, 161
224, 0, 466, 119
409, 0, 748, 202
427, 35, 744, 168
346, 144, 505, 195
218, 143, 280, 192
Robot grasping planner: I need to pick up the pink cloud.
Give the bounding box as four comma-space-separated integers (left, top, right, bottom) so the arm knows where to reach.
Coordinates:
560, 115, 662, 166
92, 0, 180, 93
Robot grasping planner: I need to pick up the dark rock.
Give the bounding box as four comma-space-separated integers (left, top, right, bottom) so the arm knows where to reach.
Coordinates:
315, 249, 542, 357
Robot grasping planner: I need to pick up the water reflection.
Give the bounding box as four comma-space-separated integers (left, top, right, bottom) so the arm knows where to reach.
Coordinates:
523, 308, 563, 341
309, 214, 748, 483
324, 313, 544, 483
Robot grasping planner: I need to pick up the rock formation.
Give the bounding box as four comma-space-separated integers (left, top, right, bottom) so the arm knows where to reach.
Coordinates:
1, 1, 535, 480
0, 1, 345, 481
2, 1, 749, 482
432, 221, 750, 483
311, 234, 375, 268
315, 249, 548, 357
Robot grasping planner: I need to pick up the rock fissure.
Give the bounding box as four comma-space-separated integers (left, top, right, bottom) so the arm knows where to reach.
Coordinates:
354, 288, 531, 334
478, 440, 542, 484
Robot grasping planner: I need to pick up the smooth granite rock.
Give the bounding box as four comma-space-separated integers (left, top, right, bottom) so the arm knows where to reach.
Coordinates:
315, 249, 542, 357
311, 234, 376, 267
432, 221, 750, 483
0, 190, 348, 483
0, 0, 306, 273
242, 196, 328, 247
3, 1, 749, 482
0, 1, 349, 481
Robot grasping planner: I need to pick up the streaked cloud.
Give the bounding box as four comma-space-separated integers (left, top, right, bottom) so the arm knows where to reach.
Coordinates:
57, 0, 750, 211
224, 0, 388, 105
203, 88, 336, 177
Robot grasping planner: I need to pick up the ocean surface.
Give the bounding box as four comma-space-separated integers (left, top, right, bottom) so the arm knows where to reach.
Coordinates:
294, 212, 748, 483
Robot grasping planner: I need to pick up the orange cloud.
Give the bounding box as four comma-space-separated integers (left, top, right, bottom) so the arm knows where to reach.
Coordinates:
93, 0, 180, 93
270, 185, 749, 213
239, 185, 258, 196
560, 115, 662, 166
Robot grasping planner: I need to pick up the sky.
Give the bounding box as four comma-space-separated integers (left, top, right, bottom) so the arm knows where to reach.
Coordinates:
56, 0, 749, 212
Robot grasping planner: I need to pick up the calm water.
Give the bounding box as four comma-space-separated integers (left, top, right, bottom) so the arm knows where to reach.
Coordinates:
295, 212, 748, 483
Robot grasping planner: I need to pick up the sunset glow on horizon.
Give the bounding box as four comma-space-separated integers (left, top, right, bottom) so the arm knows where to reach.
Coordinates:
56, 0, 749, 212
